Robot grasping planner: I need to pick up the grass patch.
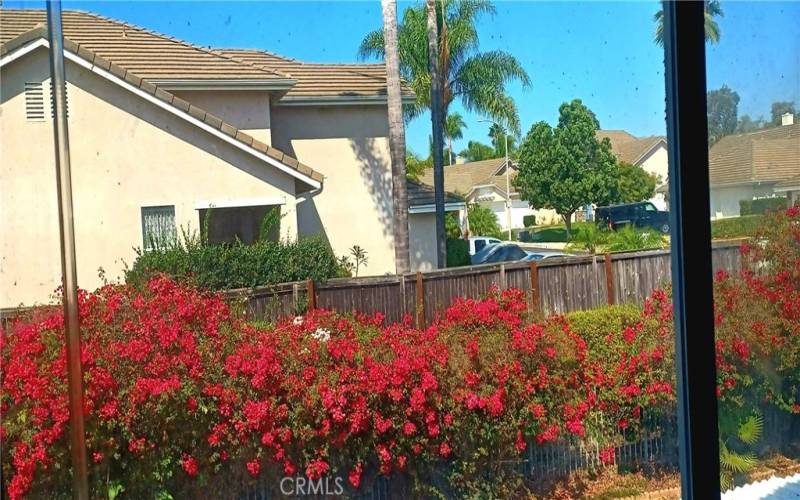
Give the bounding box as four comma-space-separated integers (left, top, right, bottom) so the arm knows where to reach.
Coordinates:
711, 214, 764, 239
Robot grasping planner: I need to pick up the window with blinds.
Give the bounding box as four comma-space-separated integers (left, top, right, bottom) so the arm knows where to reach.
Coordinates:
141, 206, 177, 251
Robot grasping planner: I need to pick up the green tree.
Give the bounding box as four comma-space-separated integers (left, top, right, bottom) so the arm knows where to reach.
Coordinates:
769, 101, 797, 127
654, 0, 724, 46
616, 162, 658, 203
707, 85, 740, 145
488, 123, 517, 159
466, 204, 503, 239
515, 99, 619, 235
736, 114, 764, 134
359, 0, 531, 134
445, 112, 467, 165
406, 149, 432, 179
458, 140, 496, 162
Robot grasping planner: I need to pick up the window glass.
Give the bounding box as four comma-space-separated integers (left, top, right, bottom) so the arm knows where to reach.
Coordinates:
141, 205, 176, 251
703, 1, 800, 493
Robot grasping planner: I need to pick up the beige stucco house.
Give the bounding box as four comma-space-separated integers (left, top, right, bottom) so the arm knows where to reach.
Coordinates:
597, 130, 669, 210
708, 116, 799, 218
0, 9, 433, 306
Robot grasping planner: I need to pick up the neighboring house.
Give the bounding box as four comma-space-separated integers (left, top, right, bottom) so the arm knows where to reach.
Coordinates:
418, 158, 562, 233
596, 130, 669, 210
406, 179, 467, 271
0, 9, 419, 306
708, 116, 799, 218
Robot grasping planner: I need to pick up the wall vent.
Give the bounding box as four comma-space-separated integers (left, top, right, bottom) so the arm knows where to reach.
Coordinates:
24, 82, 45, 121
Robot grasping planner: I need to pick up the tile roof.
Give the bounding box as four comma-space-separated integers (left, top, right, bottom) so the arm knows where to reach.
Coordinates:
709, 123, 800, 186
0, 25, 324, 188
0, 9, 289, 82
596, 130, 666, 166
418, 158, 509, 196
407, 178, 464, 207
219, 49, 408, 101
722, 472, 800, 499
0, 9, 403, 100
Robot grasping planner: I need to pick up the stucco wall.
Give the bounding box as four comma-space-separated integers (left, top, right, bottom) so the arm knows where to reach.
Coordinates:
171, 89, 272, 145
409, 213, 437, 271
271, 105, 396, 276
709, 184, 775, 219
0, 48, 299, 306
638, 144, 669, 183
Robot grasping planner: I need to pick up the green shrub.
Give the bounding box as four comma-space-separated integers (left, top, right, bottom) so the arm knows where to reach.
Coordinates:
605, 225, 667, 252
446, 239, 470, 267
126, 233, 343, 290
567, 304, 644, 351
467, 204, 503, 239
711, 215, 764, 239
739, 197, 787, 216
522, 214, 536, 227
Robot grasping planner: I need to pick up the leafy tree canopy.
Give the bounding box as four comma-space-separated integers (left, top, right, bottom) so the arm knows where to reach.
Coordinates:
458, 140, 496, 162
707, 84, 740, 145
616, 162, 658, 204
770, 101, 797, 127
466, 203, 503, 238
515, 99, 619, 233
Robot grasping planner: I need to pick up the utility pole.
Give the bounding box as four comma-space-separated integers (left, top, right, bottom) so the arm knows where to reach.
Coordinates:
46, 2, 89, 499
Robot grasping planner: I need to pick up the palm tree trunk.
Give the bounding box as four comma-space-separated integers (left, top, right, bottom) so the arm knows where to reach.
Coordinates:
448, 136, 453, 166
427, 0, 446, 268
381, 0, 411, 274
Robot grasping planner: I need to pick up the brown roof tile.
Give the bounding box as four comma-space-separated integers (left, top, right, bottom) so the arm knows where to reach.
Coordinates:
218, 48, 411, 100
407, 178, 464, 207
418, 158, 509, 196
0, 9, 288, 82
709, 124, 800, 186
597, 130, 666, 165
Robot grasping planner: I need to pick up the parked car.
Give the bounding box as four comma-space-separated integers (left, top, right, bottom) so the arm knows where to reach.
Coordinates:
595, 202, 671, 233
471, 242, 528, 265
468, 236, 503, 256
522, 251, 571, 261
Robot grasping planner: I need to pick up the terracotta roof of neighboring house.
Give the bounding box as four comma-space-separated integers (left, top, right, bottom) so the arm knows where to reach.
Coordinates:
709, 123, 800, 186
406, 178, 464, 207
0, 9, 290, 83
218, 48, 410, 101
0, 26, 324, 189
596, 130, 666, 166
418, 157, 510, 196
774, 175, 800, 191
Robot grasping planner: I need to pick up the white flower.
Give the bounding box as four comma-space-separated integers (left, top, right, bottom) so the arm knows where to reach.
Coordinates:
293, 316, 304, 326
312, 328, 330, 342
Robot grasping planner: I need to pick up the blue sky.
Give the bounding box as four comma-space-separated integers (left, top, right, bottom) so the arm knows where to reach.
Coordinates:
7, 1, 799, 155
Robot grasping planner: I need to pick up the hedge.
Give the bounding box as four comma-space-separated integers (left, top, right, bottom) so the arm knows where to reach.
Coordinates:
125, 235, 344, 290
739, 197, 787, 216
446, 239, 470, 267
710, 215, 764, 239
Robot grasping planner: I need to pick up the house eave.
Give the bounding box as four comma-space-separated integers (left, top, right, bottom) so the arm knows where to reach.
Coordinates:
408, 202, 466, 214
152, 78, 297, 91
276, 94, 416, 107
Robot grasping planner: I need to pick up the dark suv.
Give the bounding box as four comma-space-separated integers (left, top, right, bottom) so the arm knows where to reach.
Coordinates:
595, 202, 670, 233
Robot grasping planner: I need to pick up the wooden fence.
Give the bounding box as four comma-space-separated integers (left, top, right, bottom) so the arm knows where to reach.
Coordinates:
225, 240, 746, 325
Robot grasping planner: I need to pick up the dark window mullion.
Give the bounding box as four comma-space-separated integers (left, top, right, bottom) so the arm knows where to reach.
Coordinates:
663, 2, 721, 498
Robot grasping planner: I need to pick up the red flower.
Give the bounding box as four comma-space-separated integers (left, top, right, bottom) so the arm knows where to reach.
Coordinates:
246, 459, 261, 478
181, 455, 198, 477
349, 463, 363, 488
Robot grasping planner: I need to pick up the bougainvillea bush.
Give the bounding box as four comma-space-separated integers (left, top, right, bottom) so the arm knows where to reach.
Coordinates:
2, 208, 798, 499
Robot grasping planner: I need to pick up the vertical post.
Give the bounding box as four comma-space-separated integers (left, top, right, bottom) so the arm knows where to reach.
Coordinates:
604, 253, 615, 305
415, 272, 425, 329
306, 278, 316, 311
528, 260, 540, 314
399, 274, 407, 316
499, 263, 507, 290
664, 2, 721, 498
292, 282, 299, 312
45, 3, 89, 499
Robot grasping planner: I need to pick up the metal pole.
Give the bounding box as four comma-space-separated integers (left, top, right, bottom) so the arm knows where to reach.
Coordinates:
504, 133, 511, 240
46, 2, 90, 499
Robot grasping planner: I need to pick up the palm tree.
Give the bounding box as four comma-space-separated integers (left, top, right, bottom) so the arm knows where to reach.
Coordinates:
445, 113, 467, 165
654, 0, 723, 46
381, 0, 411, 274
359, 0, 531, 135
426, 0, 447, 267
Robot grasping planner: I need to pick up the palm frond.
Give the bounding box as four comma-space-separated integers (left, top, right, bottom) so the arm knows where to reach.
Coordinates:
720, 442, 758, 473
737, 413, 764, 446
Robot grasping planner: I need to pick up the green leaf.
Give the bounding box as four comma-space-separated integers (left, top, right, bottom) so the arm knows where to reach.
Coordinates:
737, 413, 763, 446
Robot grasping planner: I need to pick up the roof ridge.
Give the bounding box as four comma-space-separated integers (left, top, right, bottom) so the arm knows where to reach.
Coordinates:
221, 47, 386, 68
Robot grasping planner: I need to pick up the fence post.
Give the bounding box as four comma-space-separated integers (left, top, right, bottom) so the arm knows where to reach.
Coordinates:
306, 278, 316, 311
528, 261, 540, 314
499, 263, 507, 290
292, 282, 299, 312
399, 274, 407, 316
415, 272, 425, 329
604, 253, 615, 305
